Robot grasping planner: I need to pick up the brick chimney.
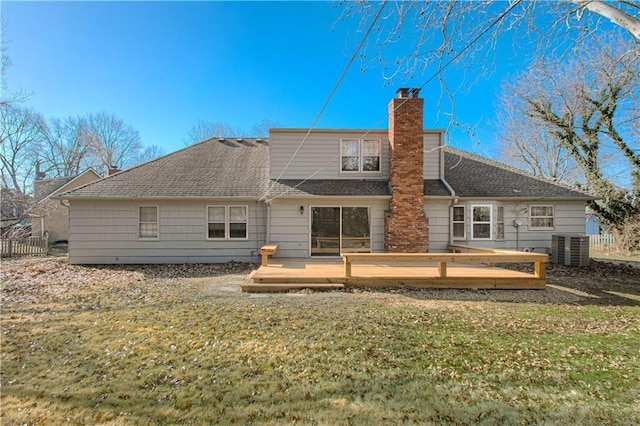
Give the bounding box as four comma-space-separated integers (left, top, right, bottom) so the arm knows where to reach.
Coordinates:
385, 88, 429, 252
107, 166, 121, 176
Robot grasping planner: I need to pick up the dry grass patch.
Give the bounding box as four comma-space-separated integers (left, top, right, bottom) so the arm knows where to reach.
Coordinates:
1, 257, 639, 425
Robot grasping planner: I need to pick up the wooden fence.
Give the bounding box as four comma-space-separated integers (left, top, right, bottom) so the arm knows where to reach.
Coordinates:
1, 236, 49, 258
589, 234, 615, 250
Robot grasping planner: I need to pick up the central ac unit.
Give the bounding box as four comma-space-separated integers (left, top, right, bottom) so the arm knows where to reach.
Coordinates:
551, 234, 590, 267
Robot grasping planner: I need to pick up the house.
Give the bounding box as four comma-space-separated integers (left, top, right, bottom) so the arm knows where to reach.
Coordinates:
32, 169, 102, 244
58, 89, 595, 264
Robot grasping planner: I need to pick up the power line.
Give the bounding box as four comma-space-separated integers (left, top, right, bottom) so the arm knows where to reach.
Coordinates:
262, 0, 388, 200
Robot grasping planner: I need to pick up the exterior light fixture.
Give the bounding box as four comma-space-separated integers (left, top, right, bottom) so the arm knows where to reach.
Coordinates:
300, 206, 304, 215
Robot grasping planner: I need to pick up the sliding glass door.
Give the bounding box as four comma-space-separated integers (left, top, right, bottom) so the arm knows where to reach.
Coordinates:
310, 207, 371, 256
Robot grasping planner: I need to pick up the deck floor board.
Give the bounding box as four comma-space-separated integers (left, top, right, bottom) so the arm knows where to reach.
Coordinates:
245, 258, 545, 292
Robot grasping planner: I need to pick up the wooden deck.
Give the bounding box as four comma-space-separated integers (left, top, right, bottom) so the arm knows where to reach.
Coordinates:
243, 258, 546, 293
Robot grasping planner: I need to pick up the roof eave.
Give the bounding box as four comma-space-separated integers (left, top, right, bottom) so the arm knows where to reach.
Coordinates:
59, 195, 265, 201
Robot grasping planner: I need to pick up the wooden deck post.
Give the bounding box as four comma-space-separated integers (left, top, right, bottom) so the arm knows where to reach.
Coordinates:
437, 261, 447, 278
535, 261, 547, 280
344, 257, 352, 278
259, 244, 278, 267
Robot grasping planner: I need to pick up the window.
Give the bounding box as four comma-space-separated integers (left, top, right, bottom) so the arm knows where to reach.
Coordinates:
496, 205, 505, 240
207, 206, 226, 239
452, 205, 465, 240
472, 205, 492, 239
139, 206, 158, 239
207, 205, 248, 239
340, 139, 381, 173
341, 140, 359, 172
362, 140, 381, 171
229, 206, 248, 239
530, 205, 554, 229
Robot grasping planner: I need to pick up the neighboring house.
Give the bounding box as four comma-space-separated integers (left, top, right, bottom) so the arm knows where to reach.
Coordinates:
32, 169, 102, 244
58, 89, 595, 264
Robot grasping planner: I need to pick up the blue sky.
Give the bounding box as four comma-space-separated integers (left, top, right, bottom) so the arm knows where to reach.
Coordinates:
3, 1, 524, 155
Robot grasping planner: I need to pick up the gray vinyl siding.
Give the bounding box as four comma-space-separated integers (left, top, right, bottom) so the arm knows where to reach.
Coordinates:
269, 130, 389, 180
268, 197, 389, 258
270, 130, 444, 181
68, 200, 266, 264
424, 199, 452, 252
448, 200, 586, 252
423, 133, 442, 180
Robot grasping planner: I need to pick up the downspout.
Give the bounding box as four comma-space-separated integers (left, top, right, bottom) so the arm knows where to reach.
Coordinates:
441, 147, 457, 247
60, 199, 70, 245
442, 178, 456, 199
265, 200, 271, 244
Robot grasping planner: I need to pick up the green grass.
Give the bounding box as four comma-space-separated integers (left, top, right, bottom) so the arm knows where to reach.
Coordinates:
2, 275, 639, 425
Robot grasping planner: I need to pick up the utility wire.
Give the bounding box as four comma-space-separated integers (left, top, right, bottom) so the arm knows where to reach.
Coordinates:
265, 0, 522, 203
262, 0, 388, 200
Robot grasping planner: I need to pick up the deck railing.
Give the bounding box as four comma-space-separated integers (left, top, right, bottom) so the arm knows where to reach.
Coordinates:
341, 244, 548, 289
1, 235, 49, 258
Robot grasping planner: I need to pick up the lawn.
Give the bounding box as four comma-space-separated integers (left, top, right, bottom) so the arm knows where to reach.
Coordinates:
1, 258, 639, 425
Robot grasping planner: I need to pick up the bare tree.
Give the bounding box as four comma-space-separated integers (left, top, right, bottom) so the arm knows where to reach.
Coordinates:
130, 144, 166, 167
1, 17, 28, 109
0, 105, 46, 194
183, 119, 247, 146
497, 116, 583, 185
496, 77, 586, 185
339, 1, 639, 137
86, 111, 144, 171
571, 0, 640, 38
251, 118, 280, 138
505, 32, 639, 249
341, 1, 639, 82
40, 116, 94, 177
184, 118, 280, 146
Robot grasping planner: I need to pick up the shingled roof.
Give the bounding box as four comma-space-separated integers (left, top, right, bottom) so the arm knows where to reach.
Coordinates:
266, 179, 451, 197
443, 148, 594, 199
62, 138, 270, 199
60, 137, 593, 201
34, 176, 75, 200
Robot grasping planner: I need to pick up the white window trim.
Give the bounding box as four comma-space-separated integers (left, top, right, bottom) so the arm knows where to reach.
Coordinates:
471, 204, 493, 240
228, 205, 249, 240
206, 205, 227, 241
529, 204, 555, 231
138, 205, 159, 240
339, 139, 382, 174
206, 205, 249, 241
452, 205, 466, 240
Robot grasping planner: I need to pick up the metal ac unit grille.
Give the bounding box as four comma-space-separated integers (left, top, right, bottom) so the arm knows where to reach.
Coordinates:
551, 234, 590, 266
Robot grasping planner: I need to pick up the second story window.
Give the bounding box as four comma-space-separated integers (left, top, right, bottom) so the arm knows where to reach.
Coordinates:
341, 139, 381, 173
